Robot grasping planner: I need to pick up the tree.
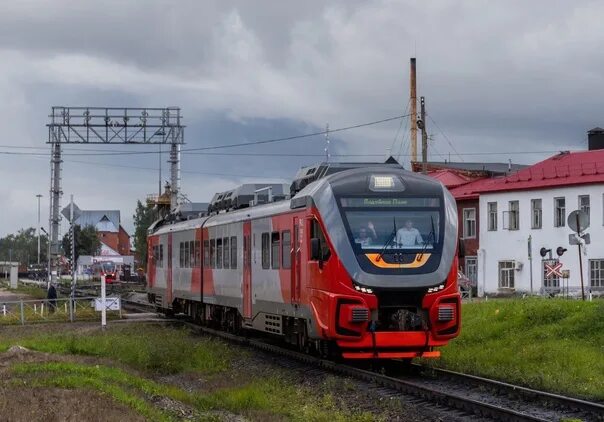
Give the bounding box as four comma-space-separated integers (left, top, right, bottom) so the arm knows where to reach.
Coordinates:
0, 227, 48, 264
62, 225, 101, 263
133, 200, 156, 267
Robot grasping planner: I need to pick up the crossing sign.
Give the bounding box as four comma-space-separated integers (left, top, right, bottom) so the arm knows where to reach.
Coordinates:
545, 261, 563, 278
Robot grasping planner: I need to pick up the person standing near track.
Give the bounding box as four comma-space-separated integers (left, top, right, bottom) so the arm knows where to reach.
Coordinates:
47, 283, 57, 314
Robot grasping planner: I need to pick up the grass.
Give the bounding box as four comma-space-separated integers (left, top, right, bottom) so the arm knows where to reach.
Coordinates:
0, 325, 231, 374
1, 325, 377, 421
431, 298, 604, 400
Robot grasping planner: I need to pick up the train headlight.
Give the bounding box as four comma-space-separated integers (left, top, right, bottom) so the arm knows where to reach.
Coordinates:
369, 174, 405, 192
353, 283, 373, 294
427, 284, 446, 293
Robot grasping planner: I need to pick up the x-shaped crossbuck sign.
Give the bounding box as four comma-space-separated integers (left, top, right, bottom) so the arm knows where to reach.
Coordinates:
545, 262, 563, 278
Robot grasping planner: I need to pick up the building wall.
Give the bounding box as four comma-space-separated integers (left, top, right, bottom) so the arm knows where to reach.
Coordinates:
457, 199, 479, 284
99, 231, 119, 252
478, 184, 604, 296
118, 226, 131, 255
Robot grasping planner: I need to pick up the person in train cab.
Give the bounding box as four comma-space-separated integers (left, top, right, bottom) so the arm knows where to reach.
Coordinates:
396, 219, 424, 247
355, 221, 378, 247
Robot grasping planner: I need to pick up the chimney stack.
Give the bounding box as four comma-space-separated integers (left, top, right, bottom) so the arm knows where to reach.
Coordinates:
588, 127, 604, 150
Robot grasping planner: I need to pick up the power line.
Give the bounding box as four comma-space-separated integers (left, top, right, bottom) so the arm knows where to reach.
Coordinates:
427, 114, 465, 162
0, 113, 411, 157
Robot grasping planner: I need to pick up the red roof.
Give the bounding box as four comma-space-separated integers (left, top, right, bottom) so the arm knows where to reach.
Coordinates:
449, 177, 501, 200
476, 150, 604, 194
427, 169, 475, 188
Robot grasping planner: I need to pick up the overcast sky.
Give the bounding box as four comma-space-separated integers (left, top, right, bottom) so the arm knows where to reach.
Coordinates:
1, 0, 603, 238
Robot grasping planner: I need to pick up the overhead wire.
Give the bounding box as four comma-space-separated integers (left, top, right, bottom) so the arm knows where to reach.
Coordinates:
427, 114, 465, 162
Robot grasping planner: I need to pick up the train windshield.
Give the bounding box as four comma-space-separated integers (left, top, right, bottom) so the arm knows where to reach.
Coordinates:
340, 197, 442, 251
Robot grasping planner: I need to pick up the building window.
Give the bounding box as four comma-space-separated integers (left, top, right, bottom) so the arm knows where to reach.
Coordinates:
463, 208, 476, 238
531, 199, 542, 229
261, 233, 270, 269
498, 260, 515, 289
271, 232, 280, 270
543, 261, 560, 290
230, 236, 237, 269
465, 256, 477, 285
579, 195, 590, 224
589, 259, 604, 288
282, 230, 291, 269
223, 237, 230, 269
554, 197, 566, 227
203, 240, 209, 268
487, 202, 497, 231
508, 201, 519, 230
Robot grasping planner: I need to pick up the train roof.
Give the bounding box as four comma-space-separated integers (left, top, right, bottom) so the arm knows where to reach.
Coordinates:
150, 164, 444, 236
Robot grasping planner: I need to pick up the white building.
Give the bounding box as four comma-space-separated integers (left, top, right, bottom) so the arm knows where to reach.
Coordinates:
476, 149, 604, 297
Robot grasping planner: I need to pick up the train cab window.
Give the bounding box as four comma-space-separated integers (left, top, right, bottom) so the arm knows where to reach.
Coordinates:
216, 238, 223, 269
203, 240, 210, 268
310, 219, 331, 262
230, 236, 237, 269
195, 240, 201, 267
210, 239, 216, 269
282, 231, 291, 269
223, 237, 230, 269
271, 232, 280, 269
261, 233, 270, 269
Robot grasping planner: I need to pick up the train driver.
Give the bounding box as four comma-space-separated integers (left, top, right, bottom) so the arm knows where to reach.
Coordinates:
396, 219, 424, 247
355, 221, 378, 247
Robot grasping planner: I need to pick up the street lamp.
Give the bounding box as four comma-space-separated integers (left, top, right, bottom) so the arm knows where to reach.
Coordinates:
36, 194, 43, 265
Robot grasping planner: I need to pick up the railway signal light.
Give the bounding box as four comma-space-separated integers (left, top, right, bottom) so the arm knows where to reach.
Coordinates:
556, 247, 567, 257
539, 247, 551, 258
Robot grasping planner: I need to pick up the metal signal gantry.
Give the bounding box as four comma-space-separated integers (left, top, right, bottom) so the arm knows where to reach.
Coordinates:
46, 106, 185, 285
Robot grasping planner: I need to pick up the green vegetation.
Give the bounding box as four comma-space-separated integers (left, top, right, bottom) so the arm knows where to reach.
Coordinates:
0, 227, 48, 263
433, 298, 604, 400
61, 224, 101, 263
0, 325, 376, 421
133, 199, 156, 266
0, 326, 230, 374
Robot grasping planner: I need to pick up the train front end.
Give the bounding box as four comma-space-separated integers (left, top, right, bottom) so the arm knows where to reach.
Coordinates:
306, 167, 461, 360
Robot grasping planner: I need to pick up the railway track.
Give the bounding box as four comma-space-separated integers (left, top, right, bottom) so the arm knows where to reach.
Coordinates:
182, 322, 602, 421
88, 297, 604, 421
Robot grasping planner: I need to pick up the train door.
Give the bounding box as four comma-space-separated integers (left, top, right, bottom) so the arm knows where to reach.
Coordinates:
291, 217, 302, 304
243, 221, 252, 319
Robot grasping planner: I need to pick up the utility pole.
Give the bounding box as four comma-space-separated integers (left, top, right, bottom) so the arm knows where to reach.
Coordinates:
410, 58, 418, 164
36, 194, 42, 265
419, 96, 428, 174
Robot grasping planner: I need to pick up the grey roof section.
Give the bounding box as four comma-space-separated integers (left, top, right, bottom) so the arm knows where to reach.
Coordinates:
425, 161, 527, 174
75, 210, 121, 233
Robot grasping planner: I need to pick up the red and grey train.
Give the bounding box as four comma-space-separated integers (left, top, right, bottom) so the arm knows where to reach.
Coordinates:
147, 165, 461, 360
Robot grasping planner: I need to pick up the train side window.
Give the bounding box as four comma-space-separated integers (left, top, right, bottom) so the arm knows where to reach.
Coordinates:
216, 238, 223, 269
310, 219, 331, 262
203, 240, 209, 268
282, 230, 291, 269
210, 239, 216, 269
271, 232, 280, 270
189, 240, 195, 268
159, 244, 164, 268
261, 233, 270, 269
223, 237, 230, 269
179, 242, 184, 268
184, 241, 190, 268
230, 236, 237, 269
195, 240, 201, 267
